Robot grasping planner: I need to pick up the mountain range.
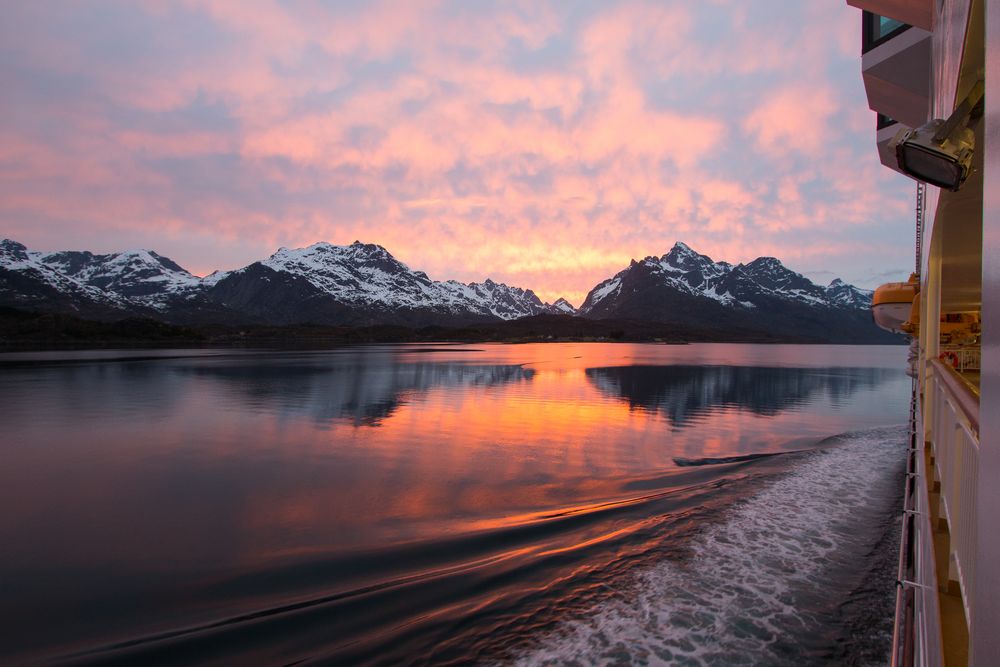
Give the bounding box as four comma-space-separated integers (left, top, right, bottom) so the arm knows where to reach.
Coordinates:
0, 238, 896, 342
575, 242, 888, 342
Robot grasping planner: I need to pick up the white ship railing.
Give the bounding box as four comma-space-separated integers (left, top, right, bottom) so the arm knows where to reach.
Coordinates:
937, 345, 981, 372
911, 431, 944, 666
891, 381, 943, 667
926, 359, 979, 628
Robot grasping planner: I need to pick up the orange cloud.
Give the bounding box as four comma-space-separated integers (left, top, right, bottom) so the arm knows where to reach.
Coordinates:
0, 1, 916, 297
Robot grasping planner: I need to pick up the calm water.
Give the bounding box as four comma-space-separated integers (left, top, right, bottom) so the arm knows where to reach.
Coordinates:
0, 343, 909, 665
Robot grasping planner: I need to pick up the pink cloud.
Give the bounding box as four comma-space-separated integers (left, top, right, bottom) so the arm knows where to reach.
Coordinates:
0, 1, 917, 298
743, 84, 839, 156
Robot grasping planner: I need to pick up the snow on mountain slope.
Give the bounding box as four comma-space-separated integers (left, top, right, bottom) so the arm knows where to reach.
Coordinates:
258, 241, 555, 320
824, 278, 873, 309
38, 248, 203, 310
1, 239, 562, 322
549, 298, 577, 315
459, 278, 550, 319
579, 243, 741, 313
0, 239, 130, 309
579, 242, 871, 315
2, 237, 871, 327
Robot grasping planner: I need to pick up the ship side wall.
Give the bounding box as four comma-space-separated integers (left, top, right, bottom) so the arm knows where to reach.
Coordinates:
975, 2, 1000, 663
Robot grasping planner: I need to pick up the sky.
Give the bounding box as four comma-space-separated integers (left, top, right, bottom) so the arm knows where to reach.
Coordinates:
0, 1, 917, 306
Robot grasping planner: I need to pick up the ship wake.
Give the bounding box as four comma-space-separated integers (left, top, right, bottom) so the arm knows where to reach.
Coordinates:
511, 426, 907, 666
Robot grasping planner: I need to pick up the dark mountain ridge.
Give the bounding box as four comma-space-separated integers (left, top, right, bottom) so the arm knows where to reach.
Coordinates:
0, 238, 897, 343
578, 242, 893, 343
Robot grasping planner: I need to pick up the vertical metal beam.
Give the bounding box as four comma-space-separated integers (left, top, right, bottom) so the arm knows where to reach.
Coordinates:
974, 0, 1000, 663
916, 182, 925, 274
922, 235, 942, 443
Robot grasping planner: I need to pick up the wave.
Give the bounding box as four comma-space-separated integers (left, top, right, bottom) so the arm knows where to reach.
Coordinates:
55, 453, 804, 666
52, 429, 903, 666
673, 451, 790, 467
509, 426, 906, 666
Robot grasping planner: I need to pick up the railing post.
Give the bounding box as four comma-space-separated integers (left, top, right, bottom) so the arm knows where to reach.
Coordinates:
947, 422, 962, 591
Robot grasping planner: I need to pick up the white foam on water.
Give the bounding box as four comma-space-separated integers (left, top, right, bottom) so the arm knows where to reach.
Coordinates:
511, 426, 906, 666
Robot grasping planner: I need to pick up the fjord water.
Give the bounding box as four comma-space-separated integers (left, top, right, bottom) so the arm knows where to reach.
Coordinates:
0, 343, 908, 665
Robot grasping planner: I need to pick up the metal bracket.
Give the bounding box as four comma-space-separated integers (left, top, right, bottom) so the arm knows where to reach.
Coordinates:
932, 80, 985, 143
897, 579, 933, 591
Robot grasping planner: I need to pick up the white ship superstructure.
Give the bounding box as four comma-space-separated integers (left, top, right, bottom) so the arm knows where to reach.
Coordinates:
844, 1, 998, 664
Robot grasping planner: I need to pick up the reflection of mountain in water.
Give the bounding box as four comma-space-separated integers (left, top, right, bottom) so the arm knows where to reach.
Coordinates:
586, 365, 892, 428
179, 358, 534, 426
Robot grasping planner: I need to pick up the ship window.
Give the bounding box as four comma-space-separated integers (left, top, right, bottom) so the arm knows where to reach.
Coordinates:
877, 113, 898, 130
862, 11, 910, 54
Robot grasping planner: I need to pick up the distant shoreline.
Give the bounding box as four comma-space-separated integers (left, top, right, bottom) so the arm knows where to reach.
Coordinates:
0, 306, 907, 351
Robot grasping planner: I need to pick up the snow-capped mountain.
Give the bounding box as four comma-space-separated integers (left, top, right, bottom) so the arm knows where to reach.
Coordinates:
0, 237, 888, 340
0, 239, 568, 326
36, 248, 203, 309
253, 240, 562, 319
0, 239, 130, 315
216, 241, 561, 324
577, 242, 890, 343
549, 297, 577, 315
580, 242, 872, 315
824, 278, 873, 309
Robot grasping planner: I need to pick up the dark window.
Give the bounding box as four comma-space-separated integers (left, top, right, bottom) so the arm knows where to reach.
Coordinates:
862, 11, 910, 54
877, 113, 898, 130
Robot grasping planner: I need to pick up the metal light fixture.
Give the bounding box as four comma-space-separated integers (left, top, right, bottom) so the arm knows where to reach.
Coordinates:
889, 80, 983, 191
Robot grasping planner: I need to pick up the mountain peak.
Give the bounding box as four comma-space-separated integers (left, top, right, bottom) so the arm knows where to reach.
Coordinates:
295, 241, 340, 254
0, 239, 29, 260
1, 236, 886, 338
550, 297, 576, 314
346, 240, 392, 258
746, 256, 782, 269
579, 242, 875, 320
664, 241, 710, 260
274, 240, 393, 259
253, 242, 556, 321
660, 241, 720, 273
738, 256, 815, 295
347, 240, 384, 250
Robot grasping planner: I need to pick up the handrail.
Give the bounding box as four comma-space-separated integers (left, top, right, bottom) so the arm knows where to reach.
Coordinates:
926, 357, 980, 637
890, 382, 919, 667
929, 359, 979, 433
890, 380, 945, 667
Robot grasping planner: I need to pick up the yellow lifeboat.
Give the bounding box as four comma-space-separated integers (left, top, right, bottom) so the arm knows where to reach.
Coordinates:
872, 273, 918, 334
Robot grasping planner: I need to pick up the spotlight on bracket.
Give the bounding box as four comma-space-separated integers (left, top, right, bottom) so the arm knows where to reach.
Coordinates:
889, 80, 983, 191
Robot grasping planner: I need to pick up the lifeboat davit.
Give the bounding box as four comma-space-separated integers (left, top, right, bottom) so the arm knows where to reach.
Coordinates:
872, 274, 918, 334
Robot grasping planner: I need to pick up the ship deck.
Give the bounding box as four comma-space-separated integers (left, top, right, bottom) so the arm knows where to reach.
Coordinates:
927, 441, 971, 666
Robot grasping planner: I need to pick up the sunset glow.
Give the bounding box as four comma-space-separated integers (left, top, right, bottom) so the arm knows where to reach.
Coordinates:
0, 2, 915, 304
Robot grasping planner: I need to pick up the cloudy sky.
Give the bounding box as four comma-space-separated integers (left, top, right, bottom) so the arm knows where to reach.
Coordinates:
0, 1, 916, 305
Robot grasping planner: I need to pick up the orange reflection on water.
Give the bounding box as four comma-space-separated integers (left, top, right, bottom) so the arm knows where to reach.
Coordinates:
0, 343, 908, 564
0, 343, 910, 662
0, 342, 893, 577
225, 346, 906, 568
